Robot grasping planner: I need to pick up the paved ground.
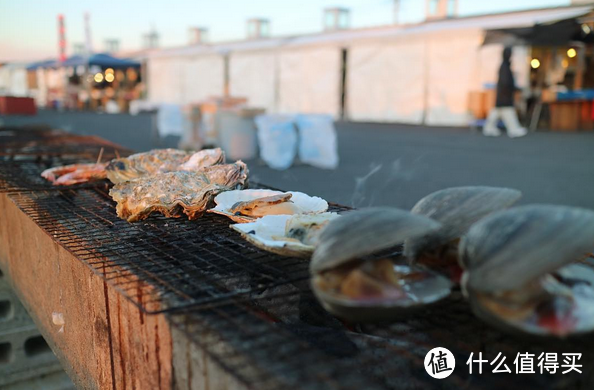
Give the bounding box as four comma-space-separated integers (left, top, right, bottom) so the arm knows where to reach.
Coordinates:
247, 122, 594, 210
3, 112, 594, 209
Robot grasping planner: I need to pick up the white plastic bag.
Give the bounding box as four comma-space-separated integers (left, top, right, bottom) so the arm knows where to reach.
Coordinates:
157, 104, 186, 137
255, 115, 297, 170
295, 114, 339, 169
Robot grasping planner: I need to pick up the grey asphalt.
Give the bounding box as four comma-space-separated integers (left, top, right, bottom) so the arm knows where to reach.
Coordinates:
246, 122, 594, 210
3, 112, 594, 209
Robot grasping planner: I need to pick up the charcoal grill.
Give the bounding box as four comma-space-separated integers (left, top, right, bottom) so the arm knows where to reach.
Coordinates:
1, 126, 593, 390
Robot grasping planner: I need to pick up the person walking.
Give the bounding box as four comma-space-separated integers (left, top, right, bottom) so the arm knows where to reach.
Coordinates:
483, 47, 527, 138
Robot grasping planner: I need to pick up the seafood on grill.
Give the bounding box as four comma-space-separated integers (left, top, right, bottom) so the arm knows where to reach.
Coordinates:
109, 161, 248, 222
41, 162, 108, 185
310, 208, 452, 322
106, 148, 225, 184
404, 186, 521, 283
460, 205, 594, 337
231, 212, 340, 257
210, 189, 328, 223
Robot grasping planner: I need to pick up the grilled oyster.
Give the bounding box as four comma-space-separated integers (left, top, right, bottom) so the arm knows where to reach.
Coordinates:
230, 193, 297, 217
460, 205, 594, 337
285, 213, 340, 247
231, 212, 340, 258
109, 161, 248, 222
311, 208, 451, 322
404, 186, 521, 283
210, 189, 328, 223
106, 148, 225, 184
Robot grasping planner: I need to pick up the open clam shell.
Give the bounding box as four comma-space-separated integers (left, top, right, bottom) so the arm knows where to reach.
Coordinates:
460, 205, 594, 337
231, 213, 339, 258
310, 207, 452, 322
209, 189, 328, 223
404, 186, 522, 270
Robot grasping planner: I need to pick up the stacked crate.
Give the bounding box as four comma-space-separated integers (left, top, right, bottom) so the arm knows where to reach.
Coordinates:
0, 267, 74, 390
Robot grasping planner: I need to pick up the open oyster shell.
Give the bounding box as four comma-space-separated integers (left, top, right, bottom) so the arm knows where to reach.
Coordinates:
404, 186, 521, 282
231, 213, 339, 258
109, 161, 248, 222
460, 205, 594, 337
310, 207, 452, 322
106, 148, 225, 184
209, 189, 328, 223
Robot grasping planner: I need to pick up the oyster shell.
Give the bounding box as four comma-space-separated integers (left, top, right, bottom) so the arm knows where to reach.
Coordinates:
106, 148, 225, 184
230, 213, 339, 258
210, 189, 328, 223
109, 161, 248, 222
310, 207, 452, 322
460, 205, 594, 337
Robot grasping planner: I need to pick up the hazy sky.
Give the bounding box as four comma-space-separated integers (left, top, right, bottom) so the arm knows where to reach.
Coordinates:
0, 0, 569, 62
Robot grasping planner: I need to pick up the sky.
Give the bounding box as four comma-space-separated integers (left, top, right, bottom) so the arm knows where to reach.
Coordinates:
0, 0, 570, 62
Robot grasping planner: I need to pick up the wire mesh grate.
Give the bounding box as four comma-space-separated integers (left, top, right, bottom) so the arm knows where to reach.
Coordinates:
168, 289, 594, 390
9, 187, 350, 313
0, 130, 131, 160
3, 127, 594, 390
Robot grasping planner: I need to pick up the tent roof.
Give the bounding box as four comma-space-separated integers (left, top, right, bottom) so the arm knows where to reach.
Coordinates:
26, 53, 140, 70
148, 5, 593, 58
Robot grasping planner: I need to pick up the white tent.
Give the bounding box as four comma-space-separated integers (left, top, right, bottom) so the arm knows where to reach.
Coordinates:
277, 46, 342, 118
148, 46, 224, 105
144, 5, 592, 125
0, 63, 29, 97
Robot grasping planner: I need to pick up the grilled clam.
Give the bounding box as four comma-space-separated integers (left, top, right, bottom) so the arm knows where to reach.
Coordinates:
405, 186, 521, 282
460, 205, 594, 337
106, 148, 225, 184
109, 161, 248, 222
310, 208, 452, 322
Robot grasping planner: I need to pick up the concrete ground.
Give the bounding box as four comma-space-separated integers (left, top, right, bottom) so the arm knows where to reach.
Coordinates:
3, 111, 594, 209
246, 122, 594, 210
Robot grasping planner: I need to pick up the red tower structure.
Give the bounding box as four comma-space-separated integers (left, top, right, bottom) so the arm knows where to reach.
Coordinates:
58, 14, 67, 62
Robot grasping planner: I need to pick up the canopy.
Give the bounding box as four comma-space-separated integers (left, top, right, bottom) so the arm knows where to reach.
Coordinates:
26, 59, 58, 70
27, 53, 140, 70
483, 18, 594, 46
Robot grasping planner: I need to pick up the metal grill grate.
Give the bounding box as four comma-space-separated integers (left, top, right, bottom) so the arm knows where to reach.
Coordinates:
0, 158, 113, 193
168, 291, 594, 390
4, 127, 594, 390
0, 131, 131, 160
10, 187, 350, 313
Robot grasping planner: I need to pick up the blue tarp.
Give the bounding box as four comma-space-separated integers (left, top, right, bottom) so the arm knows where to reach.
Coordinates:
26, 59, 58, 70
26, 53, 140, 70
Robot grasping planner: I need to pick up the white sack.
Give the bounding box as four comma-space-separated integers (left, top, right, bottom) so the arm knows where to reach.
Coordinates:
255, 114, 297, 170
295, 114, 338, 169
157, 104, 186, 137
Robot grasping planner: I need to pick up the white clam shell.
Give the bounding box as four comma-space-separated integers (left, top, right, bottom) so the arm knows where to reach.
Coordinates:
209, 189, 328, 223
231, 213, 338, 257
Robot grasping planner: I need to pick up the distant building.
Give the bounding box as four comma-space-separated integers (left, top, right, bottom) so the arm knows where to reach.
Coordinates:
143, 29, 159, 49
104, 39, 120, 53
246, 19, 270, 39
425, 0, 458, 20
323, 8, 350, 31
188, 28, 209, 45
